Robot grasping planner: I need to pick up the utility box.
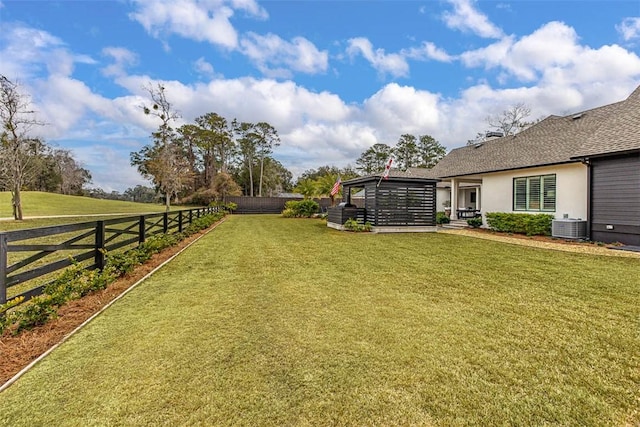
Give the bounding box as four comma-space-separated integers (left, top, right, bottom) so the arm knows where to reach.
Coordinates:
552, 219, 587, 239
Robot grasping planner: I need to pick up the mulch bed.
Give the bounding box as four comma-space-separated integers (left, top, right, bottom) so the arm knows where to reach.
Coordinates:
0, 226, 212, 387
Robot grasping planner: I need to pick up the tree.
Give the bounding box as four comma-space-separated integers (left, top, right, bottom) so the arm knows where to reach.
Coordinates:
469, 103, 535, 145
259, 157, 293, 196
123, 185, 157, 203
233, 121, 257, 197
393, 134, 419, 170
294, 178, 317, 199
211, 171, 242, 202
416, 134, 447, 168
131, 83, 189, 210
251, 122, 280, 197
0, 76, 43, 219
175, 123, 201, 192
50, 148, 92, 195
192, 113, 235, 189
486, 102, 533, 136
355, 143, 393, 174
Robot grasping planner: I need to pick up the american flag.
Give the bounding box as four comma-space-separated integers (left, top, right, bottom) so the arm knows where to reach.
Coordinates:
382, 157, 393, 179
330, 175, 341, 196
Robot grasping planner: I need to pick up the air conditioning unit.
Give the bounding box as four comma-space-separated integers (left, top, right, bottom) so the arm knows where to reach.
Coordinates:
552, 219, 587, 239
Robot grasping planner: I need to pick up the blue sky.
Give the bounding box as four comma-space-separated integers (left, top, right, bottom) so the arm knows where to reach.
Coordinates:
1, 0, 639, 191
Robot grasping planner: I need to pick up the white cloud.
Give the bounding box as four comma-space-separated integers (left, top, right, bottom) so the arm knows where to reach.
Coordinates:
0, 23, 97, 82
363, 83, 442, 137
31, 76, 120, 138
193, 57, 215, 77
102, 47, 138, 77
403, 41, 454, 62
442, 0, 503, 39
72, 144, 149, 192
460, 21, 640, 86
240, 33, 329, 77
617, 17, 640, 41
346, 37, 409, 78
128, 0, 267, 50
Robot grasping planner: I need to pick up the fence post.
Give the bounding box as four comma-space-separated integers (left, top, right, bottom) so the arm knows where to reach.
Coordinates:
163, 212, 168, 233
139, 215, 146, 244
0, 234, 7, 305
189, 210, 193, 226
178, 211, 183, 233
95, 221, 105, 271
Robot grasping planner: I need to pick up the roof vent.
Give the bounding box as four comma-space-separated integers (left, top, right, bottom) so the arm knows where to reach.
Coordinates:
572, 113, 584, 120
485, 131, 504, 138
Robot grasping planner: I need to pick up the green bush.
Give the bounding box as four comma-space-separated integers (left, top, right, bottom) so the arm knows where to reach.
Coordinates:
282, 200, 319, 218
485, 212, 554, 236
343, 218, 372, 232
14, 295, 58, 333
467, 217, 483, 228
436, 211, 451, 224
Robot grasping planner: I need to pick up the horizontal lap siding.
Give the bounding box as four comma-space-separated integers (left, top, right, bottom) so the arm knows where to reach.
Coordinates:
591, 154, 640, 245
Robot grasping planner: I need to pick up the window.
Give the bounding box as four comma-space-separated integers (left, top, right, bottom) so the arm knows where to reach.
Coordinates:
513, 174, 556, 212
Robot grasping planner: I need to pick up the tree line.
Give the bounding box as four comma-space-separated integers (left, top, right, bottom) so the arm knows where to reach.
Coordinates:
130, 83, 291, 210
0, 76, 91, 219
2, 73, 535, 219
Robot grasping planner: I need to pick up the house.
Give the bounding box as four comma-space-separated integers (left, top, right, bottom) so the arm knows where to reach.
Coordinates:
428, 85, 640, 245
327, 170, 438, 232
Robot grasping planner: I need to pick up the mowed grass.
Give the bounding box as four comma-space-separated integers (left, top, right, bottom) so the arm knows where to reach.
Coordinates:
0, 215, 638, 425
0, 191, 167, 220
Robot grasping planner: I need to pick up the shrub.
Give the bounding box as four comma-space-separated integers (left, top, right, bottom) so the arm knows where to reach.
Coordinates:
485, 212, 553, 236
467, 217, 483, 228
343, 218, 372, 232
282, 200, 319, 218
436, 211, 451, 224
14, 295, 58, 333
223, 202, 237, 213
181, 188, 218, 206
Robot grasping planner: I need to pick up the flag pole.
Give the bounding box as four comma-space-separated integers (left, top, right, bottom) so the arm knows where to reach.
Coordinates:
377, 157, 393, 187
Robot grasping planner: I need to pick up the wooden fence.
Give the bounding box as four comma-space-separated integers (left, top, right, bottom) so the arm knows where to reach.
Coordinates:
0, 207, 216, 307
227, 196, 332, 214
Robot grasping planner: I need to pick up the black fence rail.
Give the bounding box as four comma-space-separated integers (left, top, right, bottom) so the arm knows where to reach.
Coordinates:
0, 207, 216, 307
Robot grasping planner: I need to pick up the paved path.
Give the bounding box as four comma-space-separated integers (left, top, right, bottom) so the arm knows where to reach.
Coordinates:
440, 228, 640, 258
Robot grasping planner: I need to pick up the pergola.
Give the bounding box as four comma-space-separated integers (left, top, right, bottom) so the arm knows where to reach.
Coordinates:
327, 172, 439, 232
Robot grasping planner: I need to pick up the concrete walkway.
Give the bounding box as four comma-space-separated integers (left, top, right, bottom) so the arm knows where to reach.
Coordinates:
440, 228, 640, 258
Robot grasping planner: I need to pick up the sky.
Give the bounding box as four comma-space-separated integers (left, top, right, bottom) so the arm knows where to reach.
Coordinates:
1, 0, 640, 192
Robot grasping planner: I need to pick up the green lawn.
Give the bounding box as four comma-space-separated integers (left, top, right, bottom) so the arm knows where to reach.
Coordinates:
0, 215, 638, 425
0, 191, 167, 220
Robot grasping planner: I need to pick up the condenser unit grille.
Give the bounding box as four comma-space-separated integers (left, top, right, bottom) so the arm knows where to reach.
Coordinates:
552, 219, 587, 239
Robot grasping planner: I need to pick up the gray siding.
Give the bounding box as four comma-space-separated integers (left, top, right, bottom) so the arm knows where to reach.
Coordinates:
590, 153, 640, 245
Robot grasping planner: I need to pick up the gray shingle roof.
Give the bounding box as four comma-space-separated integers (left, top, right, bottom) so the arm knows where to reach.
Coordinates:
572, 85, 640, 157
343, 167, 439, 185
428, 85, 640, 179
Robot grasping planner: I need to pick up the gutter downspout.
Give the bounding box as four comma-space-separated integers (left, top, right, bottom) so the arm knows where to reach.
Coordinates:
583, 158, 592, 241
